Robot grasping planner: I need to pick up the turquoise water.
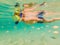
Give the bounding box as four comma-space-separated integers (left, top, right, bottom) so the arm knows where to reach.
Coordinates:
0, 0, 60, 45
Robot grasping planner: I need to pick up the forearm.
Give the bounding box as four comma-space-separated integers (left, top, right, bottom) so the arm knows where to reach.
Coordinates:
45, 18, 60, 23
32, 2, 46, 10
44, 19, 55, 23
40, 2, 46, 6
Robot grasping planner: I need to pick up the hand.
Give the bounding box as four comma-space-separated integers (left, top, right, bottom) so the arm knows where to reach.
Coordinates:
40, 2, 47, 6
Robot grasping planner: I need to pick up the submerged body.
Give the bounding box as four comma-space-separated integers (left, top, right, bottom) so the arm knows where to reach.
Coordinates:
13, 2, 60, 24
22, 3, 60, 24
22, 2, 46, 23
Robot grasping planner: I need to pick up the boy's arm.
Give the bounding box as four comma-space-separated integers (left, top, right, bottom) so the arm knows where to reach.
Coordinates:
45, 18, 60, 23
23, 2, 46, 11
31, 2, 46, 10
40, 2, 46, 6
